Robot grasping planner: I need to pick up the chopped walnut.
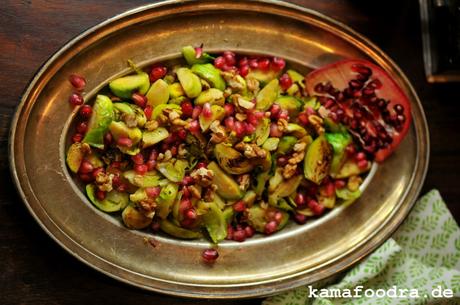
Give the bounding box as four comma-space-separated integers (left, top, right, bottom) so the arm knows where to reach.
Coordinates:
246, 76, 260, 95
202, 188, 215, 202
277, 118, 289, 132
188, 185, 202, 199
237, 174, 250, 191
190, 167, 214, 187
348, 175, 363, 192
235, 142, 267, 159
95, 172, 114, 192
80, 142, 92, 155
209, 120, 227, 144
222, 71, 245, 92
317, 106, 330, 119
235, 113, 247, 121
139, 198, 157, 218
177, 144, 188, 158
144, 120, 159, 131
283, 142, 307, 179
223, 87, 232, 98
308, 114, 325, 134
122, 113, 138, 128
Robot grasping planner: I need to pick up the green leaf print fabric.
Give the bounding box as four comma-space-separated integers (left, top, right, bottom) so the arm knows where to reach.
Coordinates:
263, 190, 460, 305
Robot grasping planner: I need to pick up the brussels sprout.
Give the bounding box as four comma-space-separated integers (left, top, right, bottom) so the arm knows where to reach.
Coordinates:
142, 127, 169, 148
160, 219, 202, 239
255, 118, 270, 146
157, 159, 188, 183
176, 67, 202, 98
304, 135, 333, 185
262, 137, 280, 151
268, 175, 302, 207
146, 79, 170, 107
156, 183, 179, 219
66, 142, 85, 173
275, 96, 302, 116
242, 190, 257, 207
214, 143, 254, 175
168, 82, 185, 98
151, 103, 181, 120
109, 72, 150, 99
83, 95, 114, 149
208, 161, 244, 200
113, 102, 146, 127
181, 45, 214, 65
108, 121, 142, 155
286, 69, 305, 87
247, 68, 281, 86
246, 205, 289, 233
202, 201, 227, 243
86, 184, 129, 212
285, 123, 308, 138
325, 132, 352, 176
335, 158, 371, 179
123, 170, 161, 188
191, 64, 226, 91
194, 88, 225, 106
277, 136, 297, 155
254, 171, 270, 197
255, 79, 279, 111
122, 205, 152, 229
198, 105, 225, 132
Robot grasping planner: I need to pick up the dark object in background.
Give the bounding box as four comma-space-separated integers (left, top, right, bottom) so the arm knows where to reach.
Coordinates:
420, 0, 460, 82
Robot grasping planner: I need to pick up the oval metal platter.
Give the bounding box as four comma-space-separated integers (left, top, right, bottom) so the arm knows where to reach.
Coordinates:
9, 0, 429, 298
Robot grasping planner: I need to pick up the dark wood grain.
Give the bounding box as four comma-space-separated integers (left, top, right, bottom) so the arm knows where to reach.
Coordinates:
1, 0, 460, 304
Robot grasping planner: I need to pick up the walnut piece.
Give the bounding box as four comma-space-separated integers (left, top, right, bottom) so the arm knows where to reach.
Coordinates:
122, 113, 138, 128
235, 142, 267, 159
139, 198, 157, 218
246, 76, 260, 95
209, 120, 227, 144
144, 120, 159, 131
188, 185, 202, 199
237, 174, 250, 191
277, 118, 289, 132
190, 167, 214, 187
95, 172, 114, 192
348, 175, 363, 192
282, 141, 308, 179
308, 114, 325, 135
283, 164, 298, 179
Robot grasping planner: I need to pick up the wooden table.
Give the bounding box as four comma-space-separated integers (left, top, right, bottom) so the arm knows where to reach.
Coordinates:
1, 1, 459, 304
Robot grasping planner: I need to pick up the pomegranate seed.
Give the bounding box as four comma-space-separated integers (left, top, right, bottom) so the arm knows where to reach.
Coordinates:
170, 146, 177, 156
202, 248, 219, 263
104, 132, 113, 146
274, 211, 283, 224
132, 92, 147, 108
264, 221, 278, 235
92, 167, 104, 179
149, 149, 158, 160
214, 56, 225, 69
355, 152, 366, 161
224, 103, 234, 116
294, 213, 307, 224
79, 105, 92, 118
117, 183, 127, 192
79, 173, 93, 183
69, 93, 84, 106
192, 106, 202, 119
177, 129, 187, 140
79, 160, 93, 174
279, 73, 293, 91
117, 137, 133, 147
247, 112, 258, 126
358, 159, 369, 170
72, 133, 83, 143
233, 229, 246, 242
307, 185, 318, 196
131, 153, 144, 165
146, 160, 156, 171
334, 180, 346, 189
144, 105, 153, 120
295, 192, 306, 206
308, 199, 324, 216
145, 186, 161, 198
269, 123, 283, 137
181, 176, 194, 186
188, 120, 200, 133
234, 121, 245, 137
151, 219, 161, 232
233, 200, 246, 212
394, 104, 404, 114
149, 66, 167, 82
96, 190, 106, 201
110, 161, 122, 169
182, 186, 190, 198
194, 46, 203, 58
244, 226, 255, 238
249, 58, 259, 69
345, 144, 356, 156
279, 110, 289, 120
196, 162, 207, 169
223, 51, 236, 66
69, 74, 86, 91
238, 57, 248, 67
134, 164, 148, 175
179, 199, 192, 215
245, 122, 256, 134
202, 103, 212, 118
271, 57, 286, 71
239, 65, 249, 77
76, 121, 88, 134
164, 133, 177, 144
298, 113, 309, 126
324, 182, 335, 197
254, 111, 265, 119
270, 104, 281, 118
224, 116, 235, 130
277, 156, 288, 166
185, 208, 197, 220
181, 101, 193, 117
258, 58, 270, 70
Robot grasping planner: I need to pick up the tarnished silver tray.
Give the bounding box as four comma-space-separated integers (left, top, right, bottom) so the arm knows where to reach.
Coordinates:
9, 0, 429, 298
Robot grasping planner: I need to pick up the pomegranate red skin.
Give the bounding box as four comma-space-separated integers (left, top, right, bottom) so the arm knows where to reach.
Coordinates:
305, 59, 412, 162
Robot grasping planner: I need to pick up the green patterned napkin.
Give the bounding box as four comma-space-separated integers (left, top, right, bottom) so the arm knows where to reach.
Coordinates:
264, 190, 460, 305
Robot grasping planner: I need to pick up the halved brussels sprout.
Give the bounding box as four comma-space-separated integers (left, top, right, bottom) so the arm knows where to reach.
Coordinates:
146, 79, 170, 107
304, 135, 333, 185
109, 72, 150, 99
66, 142, 85, 173
157, 159, 188, 183
176, 67, 202, 98
83, 95, 114, 149
122, 204, 152, 229
199, 104, 225, 132
255, 118, 270, 146
202, 200, 227, 243
160, 219, 202, 239
86, 184, 129, 213
208, 161, 244, 200
194, 88, 225, 106
214, 143, 254, 175
191, 63, 226, 91
142, 127, 169, 148
255, 79, 279, 111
